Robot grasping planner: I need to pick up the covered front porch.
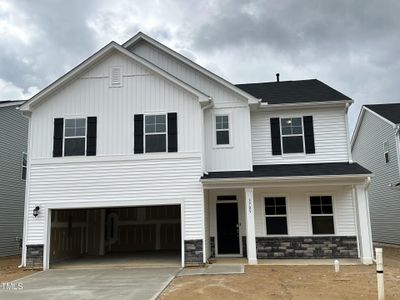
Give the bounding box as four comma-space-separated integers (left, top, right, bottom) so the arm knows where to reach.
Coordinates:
202, 165, 373, 265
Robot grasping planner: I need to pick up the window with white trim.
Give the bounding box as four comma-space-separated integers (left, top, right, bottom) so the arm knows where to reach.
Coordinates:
145, 114, 167, 153
310, 196, 334, 234
216, 115, 230, 145
281, 117, 304, 154
64, 118, 86, 156
265, 197, 288, 235
21, 152, 27, 180
383, 141, 389, 164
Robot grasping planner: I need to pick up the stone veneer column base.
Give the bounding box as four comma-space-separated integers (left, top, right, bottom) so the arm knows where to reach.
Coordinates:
210, 237, 215, 258
184, 239, 203, 265
256, 236, 358, 259
26, 245, 44, 269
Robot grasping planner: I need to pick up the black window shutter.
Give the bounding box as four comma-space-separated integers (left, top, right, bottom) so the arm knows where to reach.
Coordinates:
53, 118, 64, 157
134, 114, 144, 154
270, 118, 282, 155
167, 112, 178, 152
86, 117, 97, 156
303, 116, 315, 154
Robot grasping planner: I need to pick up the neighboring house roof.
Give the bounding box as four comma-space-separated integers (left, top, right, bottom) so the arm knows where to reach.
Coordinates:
235, 79, 352, 105
202, 162, 370, 180
0, 100, 26, 108
19, 42, 211, 113
351, 102, 400, 148
364, 103, 400, 124
122, 32, 260, 104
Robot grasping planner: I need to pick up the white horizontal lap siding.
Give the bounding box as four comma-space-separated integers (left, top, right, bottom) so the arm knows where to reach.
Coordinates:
26, 156, 203, 244
251, 107, 349, 165
30, 52, 202, 159
254, 186, 356, 237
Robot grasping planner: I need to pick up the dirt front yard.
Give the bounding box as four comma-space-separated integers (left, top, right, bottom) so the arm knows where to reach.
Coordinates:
0, 256, 37, 283
160, 247, 400, 300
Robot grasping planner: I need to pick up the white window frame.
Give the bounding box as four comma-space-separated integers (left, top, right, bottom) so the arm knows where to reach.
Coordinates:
143, 112, 168, 153
21, 152, 27, 181
308, 194, 336, 236
264, 196, 289, 236
383, 141, 389, 164
280, 116, 306, 155
63, 117, 87, 157
214, 113, 232, 148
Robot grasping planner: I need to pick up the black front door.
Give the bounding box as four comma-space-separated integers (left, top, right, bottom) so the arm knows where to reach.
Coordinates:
217, 202, 240, 254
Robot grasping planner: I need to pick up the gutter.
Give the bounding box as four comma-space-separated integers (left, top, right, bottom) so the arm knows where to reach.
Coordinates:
258, 99, 353, 110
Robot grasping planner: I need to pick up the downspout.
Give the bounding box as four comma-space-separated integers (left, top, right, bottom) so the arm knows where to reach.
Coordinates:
201, 99, 214, 175
344, 103, 353, 163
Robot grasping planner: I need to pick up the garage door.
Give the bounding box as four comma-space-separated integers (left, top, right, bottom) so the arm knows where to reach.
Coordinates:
49, 205, 181, 267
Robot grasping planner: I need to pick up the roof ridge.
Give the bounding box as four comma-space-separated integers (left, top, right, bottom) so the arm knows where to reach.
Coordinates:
235, 79, 318, 85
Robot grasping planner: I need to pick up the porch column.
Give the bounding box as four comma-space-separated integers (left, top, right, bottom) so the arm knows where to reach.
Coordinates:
245, 188, 257, 265
354, 183, 373, 264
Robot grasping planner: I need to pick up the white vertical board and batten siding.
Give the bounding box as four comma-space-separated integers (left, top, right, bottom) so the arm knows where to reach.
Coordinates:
251, 107, 349, 165
26, 51, 205, 244
131, 41, 253, 171
352, 110, 400, 244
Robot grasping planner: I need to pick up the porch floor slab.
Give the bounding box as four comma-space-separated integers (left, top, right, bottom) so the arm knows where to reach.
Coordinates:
178, 264, 244, 276
51, 251, 181, 270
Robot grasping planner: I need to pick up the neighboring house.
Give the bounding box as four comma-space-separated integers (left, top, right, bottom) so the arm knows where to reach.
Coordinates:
0, 100, 28, 256
352, 103, 400, 245
19, 32, 374, 270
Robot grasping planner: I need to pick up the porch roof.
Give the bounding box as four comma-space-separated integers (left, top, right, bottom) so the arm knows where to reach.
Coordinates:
202, 162, 371, 180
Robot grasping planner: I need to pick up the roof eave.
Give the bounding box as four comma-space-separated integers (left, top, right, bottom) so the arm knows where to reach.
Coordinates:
258, 99, 353, 110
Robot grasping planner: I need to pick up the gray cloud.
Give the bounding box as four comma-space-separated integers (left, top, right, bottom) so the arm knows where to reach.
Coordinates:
0, 0, 399, 131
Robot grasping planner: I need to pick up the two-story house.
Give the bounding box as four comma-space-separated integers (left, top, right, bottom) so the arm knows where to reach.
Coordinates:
352, 103, 400, 245
19, 32, 373, 270
0, 100, 28, 257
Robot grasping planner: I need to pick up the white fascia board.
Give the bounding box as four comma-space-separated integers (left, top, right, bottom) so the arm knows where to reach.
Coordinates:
201, 173, 371, 186
19, 42, 211, 112
0, 101, 26, 108
258, 99, 353, 111
123, 32, 260, 105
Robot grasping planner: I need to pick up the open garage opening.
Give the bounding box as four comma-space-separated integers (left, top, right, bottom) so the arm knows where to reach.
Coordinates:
49, 205, 182, 269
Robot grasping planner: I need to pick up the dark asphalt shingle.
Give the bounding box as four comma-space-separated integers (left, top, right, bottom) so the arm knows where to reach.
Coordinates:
365, 103, 400, 124
235, 79, 351, 104
202, 162, 371, 179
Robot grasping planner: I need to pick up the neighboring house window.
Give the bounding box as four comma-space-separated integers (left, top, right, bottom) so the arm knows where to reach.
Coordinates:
145, 114, 167, 153
64, 118, 86, 156
383, 141, 389, 164
216, 115, 230, 145
265, 197, 288, 235
21, 152, 27, 180
310, 196, 334, 235
281, 117, 304, 154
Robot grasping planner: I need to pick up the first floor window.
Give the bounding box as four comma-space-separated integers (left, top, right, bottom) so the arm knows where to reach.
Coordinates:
281, 117, 304, 154
21, 152, 27, 180
310, 196, 334, 234
145, 114, 166, 153
265, 197, 288, 235
216, 115, 230, 145
64, 118, 86, 156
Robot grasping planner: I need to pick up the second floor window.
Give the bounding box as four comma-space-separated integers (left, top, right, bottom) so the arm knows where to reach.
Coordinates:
216, 115, 230, 145
383, 141, 389, 164
145, 114, 167, 153
281, 117, 304, 154
21, 152, 27, 180
64, 118, 86, 156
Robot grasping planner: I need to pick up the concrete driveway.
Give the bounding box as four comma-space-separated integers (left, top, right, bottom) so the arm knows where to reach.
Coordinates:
0, 267, 180, 300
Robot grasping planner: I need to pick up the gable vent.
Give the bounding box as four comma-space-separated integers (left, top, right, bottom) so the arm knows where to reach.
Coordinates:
110, 67, 122, 87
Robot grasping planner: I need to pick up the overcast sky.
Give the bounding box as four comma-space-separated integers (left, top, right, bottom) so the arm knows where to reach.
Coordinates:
1, 0, 399, 131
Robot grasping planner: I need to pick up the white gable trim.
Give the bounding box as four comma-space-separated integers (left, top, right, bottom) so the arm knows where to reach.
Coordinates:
19, 42, 211, 112
123, 32, 260, 105
351, 106, 397, 149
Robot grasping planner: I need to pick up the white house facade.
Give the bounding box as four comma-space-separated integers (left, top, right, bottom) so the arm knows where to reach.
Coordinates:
19, 32, 373, 270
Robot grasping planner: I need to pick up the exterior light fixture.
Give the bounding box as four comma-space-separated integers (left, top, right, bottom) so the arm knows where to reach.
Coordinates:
33, 206, 40, 217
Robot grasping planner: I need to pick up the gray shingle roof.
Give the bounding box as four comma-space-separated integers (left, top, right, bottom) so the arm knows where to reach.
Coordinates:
365, 103, 400, 124
235, 79, 351, 104
202, 162, 370, 179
